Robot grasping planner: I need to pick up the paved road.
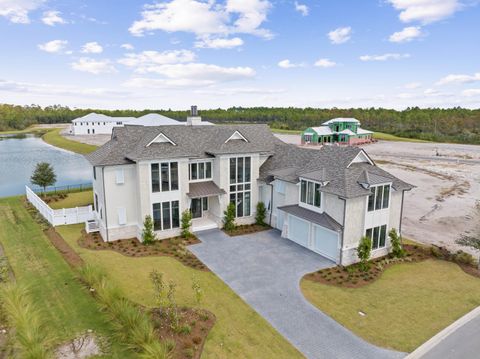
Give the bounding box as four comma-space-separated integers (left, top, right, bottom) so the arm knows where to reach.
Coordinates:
189, 229, 404, 359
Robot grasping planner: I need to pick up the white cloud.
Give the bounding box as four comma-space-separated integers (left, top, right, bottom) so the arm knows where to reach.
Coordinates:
360, 53, 411, 61
0, 0, 44, 24
389, 26, 422, 43
121, 43, 134, 50
404, 82, 422, 89
462, 89, 480, 97
41, 10, 66, 26
118, 50, 196, 71
387, 0, 461, 24
314, 58, 336, 68
328, 26, 352, 44
277, 59, 304, 68
38, 39, 68, 53
81, 42, 103, 54
71, 58, 117, 74
195, 37, 244, 49
124, 63, 255, 87
294, 1, 309, 16
129, 0, 272, 39
436, 72, 480, 85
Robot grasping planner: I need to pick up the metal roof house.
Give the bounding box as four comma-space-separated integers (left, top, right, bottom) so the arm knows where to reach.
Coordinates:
85, 122, 412, 266
301, 118, 374, 146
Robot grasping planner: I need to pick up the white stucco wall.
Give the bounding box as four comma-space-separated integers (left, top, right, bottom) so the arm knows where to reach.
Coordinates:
72, 121, 122, 135
323, 193, 345, 226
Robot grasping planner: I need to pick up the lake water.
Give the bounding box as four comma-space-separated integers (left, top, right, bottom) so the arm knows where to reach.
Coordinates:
0, 133, 92, 197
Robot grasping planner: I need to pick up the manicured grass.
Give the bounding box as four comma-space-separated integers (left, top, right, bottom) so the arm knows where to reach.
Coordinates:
48, 190, 93, 209
0, 197, 134, 357
270, 128, 302, 134
0, 126, 46, 135
58, 224, 303, 359
373, 131, 430, 143
301, 259, 480, 352
42, 128, 98, 154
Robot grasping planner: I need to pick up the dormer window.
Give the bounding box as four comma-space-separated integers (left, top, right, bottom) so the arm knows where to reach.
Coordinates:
225, 131, 248, 143
300, 179, 321, 208
367, 184, 390, 211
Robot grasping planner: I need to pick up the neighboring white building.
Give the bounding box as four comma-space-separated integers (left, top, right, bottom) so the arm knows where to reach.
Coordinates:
85, 123, 412, 266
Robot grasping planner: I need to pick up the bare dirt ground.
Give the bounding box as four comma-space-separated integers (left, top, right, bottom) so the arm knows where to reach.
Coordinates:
277, 134, 480, 255
60, 128, 110, 146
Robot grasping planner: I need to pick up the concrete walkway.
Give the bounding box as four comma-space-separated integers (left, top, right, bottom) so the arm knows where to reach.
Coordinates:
189, 229, 404, 359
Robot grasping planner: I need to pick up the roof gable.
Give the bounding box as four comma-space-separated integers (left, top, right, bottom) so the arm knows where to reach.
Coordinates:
146, 132, 176, 146
225, 130, 248, 143
347, 150, 374, 167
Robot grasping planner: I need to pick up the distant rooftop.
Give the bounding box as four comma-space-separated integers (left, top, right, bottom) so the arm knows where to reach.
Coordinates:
322, 118, 360, 125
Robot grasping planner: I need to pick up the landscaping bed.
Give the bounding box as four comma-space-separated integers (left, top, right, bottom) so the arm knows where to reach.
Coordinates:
305, 243, 479, 288
150, 307, 215, 359
223, 223, 271, 237
79, 231, 209, 271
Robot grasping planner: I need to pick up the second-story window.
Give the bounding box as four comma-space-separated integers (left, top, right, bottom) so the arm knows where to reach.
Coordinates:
189, 161, 212, 181
300, 179, 321, 208
229, 157, 251, 217
151, 162, 178, 193
367, 184, 390, 212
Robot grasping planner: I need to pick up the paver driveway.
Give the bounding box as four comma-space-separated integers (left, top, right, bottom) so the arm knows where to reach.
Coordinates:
189, 229, 404, 359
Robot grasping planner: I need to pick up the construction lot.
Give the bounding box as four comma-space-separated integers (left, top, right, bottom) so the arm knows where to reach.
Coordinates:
276, 134, 480, 254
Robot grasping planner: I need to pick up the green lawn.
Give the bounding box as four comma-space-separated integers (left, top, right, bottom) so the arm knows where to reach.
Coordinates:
58, 224, 303, 359
0, 197, 134, 357
42, 128, 98, 154
301, 260, 480, 352
373, 131, 431, 143
48, 190, 93, 209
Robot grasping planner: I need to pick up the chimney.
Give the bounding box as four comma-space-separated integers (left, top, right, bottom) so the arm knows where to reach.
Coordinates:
187, 105, 202, 126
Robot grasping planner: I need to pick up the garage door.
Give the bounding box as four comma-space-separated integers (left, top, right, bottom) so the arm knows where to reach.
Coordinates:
288, 216, 309, 247
276, 211, 284, 231
313, 224, 338, 261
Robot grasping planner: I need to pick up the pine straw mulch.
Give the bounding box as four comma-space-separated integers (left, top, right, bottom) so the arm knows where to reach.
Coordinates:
223, 224, 271, 237
304, 244, 480, 288
150, 307, 215, 359
78, 231, 209, 272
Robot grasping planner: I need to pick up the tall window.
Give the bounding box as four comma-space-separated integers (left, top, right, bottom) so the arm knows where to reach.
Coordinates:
151, 162, 178, 193
365, 224, 387, 250
153, 201, 179, 231
189, 161, 212, 181
367, 184, 390, 212
300, 179, 321, 208
229, 157, 251, 217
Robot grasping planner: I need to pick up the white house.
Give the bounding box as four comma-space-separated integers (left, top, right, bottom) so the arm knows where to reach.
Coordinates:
85, 122, 412, 265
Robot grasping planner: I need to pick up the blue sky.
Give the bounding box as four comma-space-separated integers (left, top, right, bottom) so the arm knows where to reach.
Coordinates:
0, 0, 479, 110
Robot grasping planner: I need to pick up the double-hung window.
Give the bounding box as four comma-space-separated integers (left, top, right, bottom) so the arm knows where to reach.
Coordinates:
367, 184, 390, 212
300, 179, 322, 208
229, 157, 251, 217
151, 162, 179, 192
152, 201, 180, 231
365, 224, 387, 250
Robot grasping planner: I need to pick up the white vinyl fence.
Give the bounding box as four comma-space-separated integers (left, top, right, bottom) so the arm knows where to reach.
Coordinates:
25, 185, 94, 226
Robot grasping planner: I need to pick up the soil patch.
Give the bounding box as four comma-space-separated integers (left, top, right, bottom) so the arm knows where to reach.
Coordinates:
305, 244, 480, 288
79, 231, 208, 271
150, 307, 215, 359
223, 224, 271, 237
44, 228, 84, 268
55, 333, 103, 359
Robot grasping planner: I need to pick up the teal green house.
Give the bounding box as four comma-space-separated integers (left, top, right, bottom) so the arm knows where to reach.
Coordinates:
301, 118, 373, 145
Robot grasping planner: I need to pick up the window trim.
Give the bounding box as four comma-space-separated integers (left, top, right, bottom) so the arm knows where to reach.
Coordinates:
152, 200, 180, 232
189, 160, 213, 182
367, 183, 391, 212
229, 156, 252, 218
365, 224, 388, 250
299, 178, 323, 211
151, 161, 179, 193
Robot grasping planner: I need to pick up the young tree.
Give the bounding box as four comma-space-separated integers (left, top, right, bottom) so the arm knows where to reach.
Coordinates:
142, 215, 157, 245
223, 202, 236, 232
191, 275, 203, 306
389, 228, 405, 258
357, 236, 372, 271
30, 162, 56, 195
180, 210, 192, 238
150, 270, 168, 316
456, 235, 480, 270
255, 201, 267, 226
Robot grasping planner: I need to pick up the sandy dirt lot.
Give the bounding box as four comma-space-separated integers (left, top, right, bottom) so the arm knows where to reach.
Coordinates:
61, 127, 111, 146
277, 134, 480, 255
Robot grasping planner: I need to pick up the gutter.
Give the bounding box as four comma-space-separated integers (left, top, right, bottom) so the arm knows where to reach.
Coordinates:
399, 190, 405, 240
102, 166, 109, 242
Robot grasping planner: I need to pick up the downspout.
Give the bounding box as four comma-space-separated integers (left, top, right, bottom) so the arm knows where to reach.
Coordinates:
338, 197, 347, 266
268, 183, 274, 226
399, 190, 405, 241
102, 166, 109, 242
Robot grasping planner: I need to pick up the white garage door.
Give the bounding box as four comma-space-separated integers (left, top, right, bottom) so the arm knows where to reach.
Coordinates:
288, 216, 309, 247
313, 224, 338, 261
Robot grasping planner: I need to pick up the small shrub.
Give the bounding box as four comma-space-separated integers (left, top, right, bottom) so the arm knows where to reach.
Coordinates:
191, 275, 203, 306
255, 202, 267, 226
139, 340, 172, 359
142, 215, 157, 245
357, 236, 372, 272
184, 348, 195, 358
223, 203, 236, 231
430, 246, 442, 258
181, 210, 192, 238
389, 228, 405, 258
453, 250, 475, 266
176, 324, 192, 335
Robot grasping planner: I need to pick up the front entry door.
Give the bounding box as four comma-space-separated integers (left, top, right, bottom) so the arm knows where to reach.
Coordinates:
191, 198, 202, 219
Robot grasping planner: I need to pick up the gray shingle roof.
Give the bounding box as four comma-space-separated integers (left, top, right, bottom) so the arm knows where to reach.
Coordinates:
278, 204, 343, 232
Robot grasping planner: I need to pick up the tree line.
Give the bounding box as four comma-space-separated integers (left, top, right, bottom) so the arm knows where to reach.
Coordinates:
1, 103, 479, 144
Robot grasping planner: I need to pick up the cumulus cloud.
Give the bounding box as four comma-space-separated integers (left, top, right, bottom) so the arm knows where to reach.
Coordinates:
294, 1, 309, 16
328, 27, 352, 44
387, 0, 461, 24
38, 40, 68, 53
404, 82, 422, 89
0, 0, 44, 24
462, 89, 480, 97
436, 72, 480, 85
81, 42, 103, 54
129, 0, 272, 39
389, 26, 423, 43
277, 59, 304, 68
360, 53, 410, 61
195, 37, 244, 49
41, 10, 66, 26
118, 50, 196, 71
121, 43, 134, 50
71, 58, 117, 74
314, 58, 336, 68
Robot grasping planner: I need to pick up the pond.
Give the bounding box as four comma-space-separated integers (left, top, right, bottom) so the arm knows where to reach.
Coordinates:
0, 133, 92, 197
